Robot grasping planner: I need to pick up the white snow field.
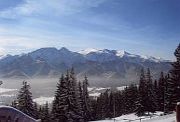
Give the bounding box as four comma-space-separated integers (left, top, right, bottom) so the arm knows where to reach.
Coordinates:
33, 96, 54, 105
0, 87, 18, 105
90, 112, 176, 122
0, 88, 17, 93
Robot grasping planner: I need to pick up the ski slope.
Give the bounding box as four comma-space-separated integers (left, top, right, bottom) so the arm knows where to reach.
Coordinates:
91, 112, 176, 122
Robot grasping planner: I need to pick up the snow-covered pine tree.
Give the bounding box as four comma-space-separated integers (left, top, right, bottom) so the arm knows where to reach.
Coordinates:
89, 98, 97, 121
114, 91, 123, 117
135, 69, 146, 116
146, 68, 157, 112
106, 91, 114, 118
77, 81, 85, 122
95, 90, 109, 120
52, 68, 84, 122
33, 102, 39, 119
157, 72, 166, 111
51, 74, 68, 122
67, 68, 82, 122
40, 102, 51, 122
154, 80, 158, 95
38, 105, 43, 120
121, 86, 129, 114
126, 84, 138, 113
16, 81, 36, 118
164, 74, 170, 113
154, 79, 159, 111
166, 44, 180, 112
82, 75, 92, 121
95, 93, 104, 120
145, 68, 157, 113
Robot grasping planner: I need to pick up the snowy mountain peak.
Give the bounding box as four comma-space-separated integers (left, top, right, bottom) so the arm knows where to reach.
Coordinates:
0, 47, 170, 80
140, 55, 168, 62
116, 50, 128, 57
79, 48, 169, 62
78, 48, 99, 55
0, 54, 12, 60
79, 48, 120, 55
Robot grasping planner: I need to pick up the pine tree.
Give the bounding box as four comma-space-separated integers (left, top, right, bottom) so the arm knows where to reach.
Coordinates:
89, 98, 97, 121
154, 79, 159, 111
77, 81, 85, 122
52, 68, 84, 122
127, 84, 138, 113
82, 75, 92, 121
166, 44, 180, 112
122, 86, 129, 114
106, 91, 114, 118
95, 93, 104, 120
164, 74, 169, 113
157, 72, 166, 111
135, 69, 146, 116
51, 74, 68, 122
154, 80, 158, 94
40, 102, 51, 122
95, 90, 109, 120
145, 68, 157, 113
39, 106, 43, 121
16, 81, 35, 118
34, 102, 39, 119
114, 91, 123, 117
67, 68, 82, 121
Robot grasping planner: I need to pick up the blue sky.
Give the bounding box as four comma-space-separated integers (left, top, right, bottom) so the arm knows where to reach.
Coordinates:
0, 0, 179, 60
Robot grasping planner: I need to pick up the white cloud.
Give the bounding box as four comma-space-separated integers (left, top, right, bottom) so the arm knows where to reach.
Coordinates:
0, 35, 48, 54
0, 0, 106, 18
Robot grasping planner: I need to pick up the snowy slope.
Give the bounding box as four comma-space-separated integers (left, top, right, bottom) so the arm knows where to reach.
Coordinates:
90, 112, 176, 122
79, 48, 168, 62
145, 114, 175, 122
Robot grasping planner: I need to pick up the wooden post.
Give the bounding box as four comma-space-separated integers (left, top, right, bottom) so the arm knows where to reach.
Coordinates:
176, 102, 180, 122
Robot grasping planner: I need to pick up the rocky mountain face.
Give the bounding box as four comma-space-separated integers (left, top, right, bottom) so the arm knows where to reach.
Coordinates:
0, 47, 171, 87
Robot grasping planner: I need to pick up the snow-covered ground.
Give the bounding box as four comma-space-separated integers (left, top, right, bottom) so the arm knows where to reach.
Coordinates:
0, 86, 129, 105
33, 96, 54, 105
0, 88, 17, 94
32, 86, 127, 105
90, 112, 176, 122
88, 86, 127, 99
116, 86, 127, 91
0, 87, 18, 105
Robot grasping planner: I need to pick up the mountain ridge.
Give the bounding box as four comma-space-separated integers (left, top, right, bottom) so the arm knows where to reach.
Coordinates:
0, 47, 171, 86
0, 47, 170, 62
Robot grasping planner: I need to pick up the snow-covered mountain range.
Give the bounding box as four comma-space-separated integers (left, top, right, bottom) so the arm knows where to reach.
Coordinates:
79, 48, 168, 62
0, 47, 171, 86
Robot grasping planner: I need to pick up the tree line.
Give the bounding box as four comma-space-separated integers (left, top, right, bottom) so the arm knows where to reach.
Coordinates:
93, 44, 180, 120
12, 68, 92, 122
11, 44, 180, 121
